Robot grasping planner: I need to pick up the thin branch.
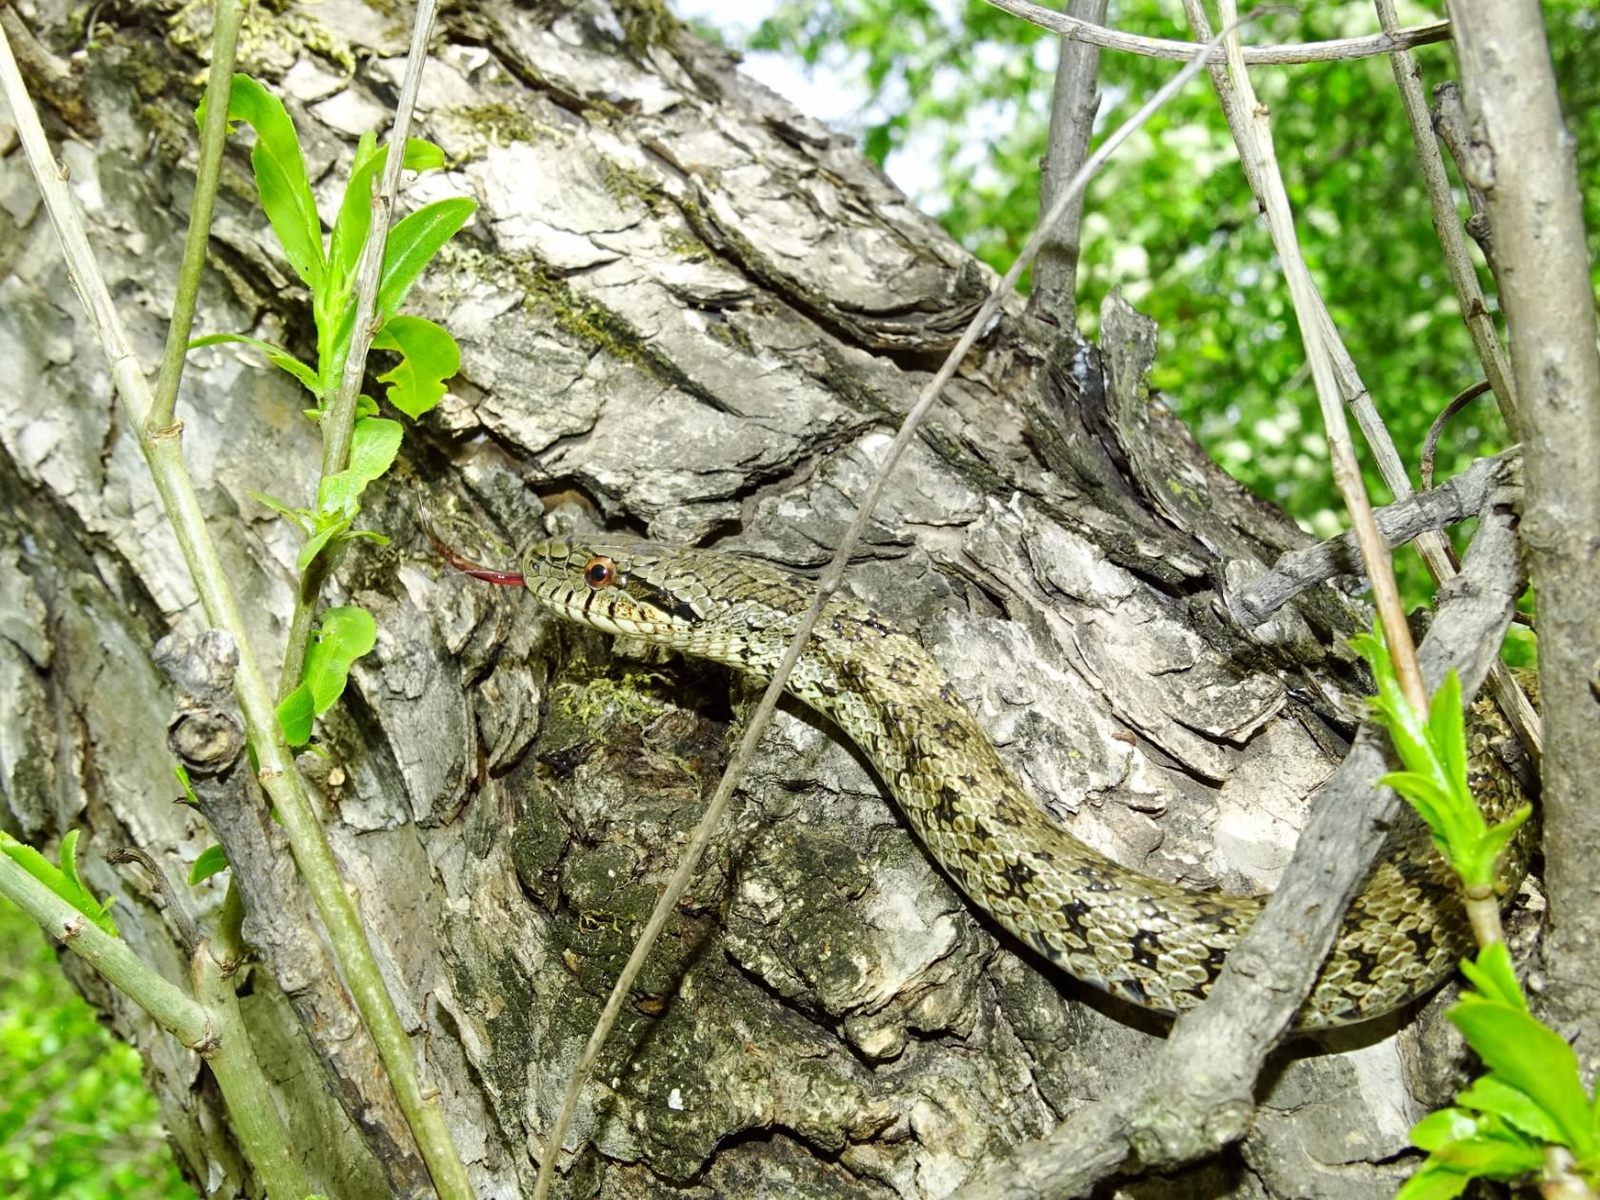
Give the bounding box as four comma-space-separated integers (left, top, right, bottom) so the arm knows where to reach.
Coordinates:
1233, 448, 1517, 624
190, 939, 317, 1200
955, 496, 1525, 1199
530, 22, 1245, 1200
0, 856, 212, 1047
1432, 82, 1498, 275
1371, 0, 1518, 442
1028, 0, 1107, 329
1189, 0, 1423, 709
0, 20, 472, 1200
1177, 0, 1540, 761
148, 0, 243, 432
1421, 380, 1493, 490
981, 0, 1449, 65
0, 3, 94, 134
280, 0, 441, 693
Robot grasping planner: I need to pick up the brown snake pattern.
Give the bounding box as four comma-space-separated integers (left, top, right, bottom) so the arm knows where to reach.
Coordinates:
518, 536, 1532, 1029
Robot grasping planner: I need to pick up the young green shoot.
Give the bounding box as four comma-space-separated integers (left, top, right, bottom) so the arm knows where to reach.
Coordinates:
193, 73, 473, 745
1357, 623, 1587, 1200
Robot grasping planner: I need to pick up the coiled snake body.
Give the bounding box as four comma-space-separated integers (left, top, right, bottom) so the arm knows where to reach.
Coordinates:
519, 536, 1529, 1030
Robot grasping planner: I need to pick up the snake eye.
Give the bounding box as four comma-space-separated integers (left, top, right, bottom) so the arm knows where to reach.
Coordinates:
582, 556, 618, 589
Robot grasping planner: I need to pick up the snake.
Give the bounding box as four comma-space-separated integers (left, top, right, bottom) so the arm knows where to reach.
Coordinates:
514, 535, 1532, 1030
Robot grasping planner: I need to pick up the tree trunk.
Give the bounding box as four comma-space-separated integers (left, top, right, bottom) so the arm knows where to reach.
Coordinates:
0, 3, 1531, 1197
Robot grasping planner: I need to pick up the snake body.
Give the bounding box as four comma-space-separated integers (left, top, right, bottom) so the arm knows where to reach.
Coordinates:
519, 536, 1529, 1030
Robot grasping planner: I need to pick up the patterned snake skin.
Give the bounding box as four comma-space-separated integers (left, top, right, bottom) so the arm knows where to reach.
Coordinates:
518, 536, 1532, 1029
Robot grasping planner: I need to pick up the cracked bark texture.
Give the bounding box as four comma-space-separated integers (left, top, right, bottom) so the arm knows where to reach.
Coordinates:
0, 3, 1525, 1197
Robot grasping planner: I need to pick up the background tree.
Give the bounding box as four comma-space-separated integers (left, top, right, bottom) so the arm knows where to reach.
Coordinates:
0, 2, 1589, 1198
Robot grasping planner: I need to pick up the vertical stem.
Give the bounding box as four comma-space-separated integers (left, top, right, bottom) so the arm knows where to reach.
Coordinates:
279, 0, 441, 696
147, 0, 245, 432
1029, 0, 1107, 329
0, 23, 474, 1198
191, 939, 316, 1200
1447, 0, 1600, 1079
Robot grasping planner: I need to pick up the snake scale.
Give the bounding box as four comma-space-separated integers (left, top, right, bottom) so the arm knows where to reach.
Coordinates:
517, 535, 1531, 1030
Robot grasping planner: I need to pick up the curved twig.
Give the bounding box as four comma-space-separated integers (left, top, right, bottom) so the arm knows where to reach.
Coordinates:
1421, 379, 1493, 490
982, 0, 1449, 65
1234, 448, 1517, 625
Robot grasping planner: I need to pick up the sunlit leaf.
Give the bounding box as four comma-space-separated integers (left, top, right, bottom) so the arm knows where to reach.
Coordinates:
1449, 994, 1594, 1154
376, 196, 476, 320
274, 606, 377, 747
317, 417, 403, 516
302, 606, 378, 713
372, 316, 460, 419
0, 829, 119, 936
189, 844, 231, 885
202, 74, 325, 289
190, 332, 321, 396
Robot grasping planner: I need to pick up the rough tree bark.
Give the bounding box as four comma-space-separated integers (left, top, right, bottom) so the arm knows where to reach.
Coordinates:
0, 3, 1547, 1198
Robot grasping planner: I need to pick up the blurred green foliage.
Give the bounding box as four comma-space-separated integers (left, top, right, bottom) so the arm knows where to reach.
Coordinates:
0, 902, 193, 1200
750, 0, 1598, 557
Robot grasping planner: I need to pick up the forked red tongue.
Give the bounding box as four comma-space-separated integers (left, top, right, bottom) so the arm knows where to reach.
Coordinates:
426, 525, 525, 587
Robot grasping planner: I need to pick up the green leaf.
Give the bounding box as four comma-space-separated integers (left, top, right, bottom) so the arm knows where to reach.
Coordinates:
1394, 1161, 1471, 1200
402, 138, 445, 171
1411, 1107, 1481, 1151
276, 682, 316, 747
1449, 994, 1595, 1154
207, 75, 325, 290
346, 414, 405, 484
58, 831, 118, 937
1427, 1130, 1543, 1178
190, 332, 321, 396
1460, 943, 1526, 1009
302, 606, 378, 713
0, 829, 119, 937
249, 490, 314, 533
1429, 671, 1468, 802
376, 196, 476, 319
326, 195, 475, 394
317, 417, 403, 516
1458, 1074, 1566, 1144
188, 844, 231, 885
1379, 770, 1454, 826
1476, 805, 1534, 881
1410, 1106, 1544, 1179
328, 132, 383, 301
328, 136, 447, 299
372, 315, 460, 419
173, 763, 199, 805
275, 607, 378, 746
296, 518, 351, 574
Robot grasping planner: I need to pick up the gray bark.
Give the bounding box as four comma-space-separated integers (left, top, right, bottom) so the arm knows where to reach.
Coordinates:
0, 2, 1540, 1197
1446, 0, 1600, 1079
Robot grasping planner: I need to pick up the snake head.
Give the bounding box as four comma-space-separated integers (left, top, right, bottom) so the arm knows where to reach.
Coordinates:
519, 536, 722, 642
520, 535, 817, 662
